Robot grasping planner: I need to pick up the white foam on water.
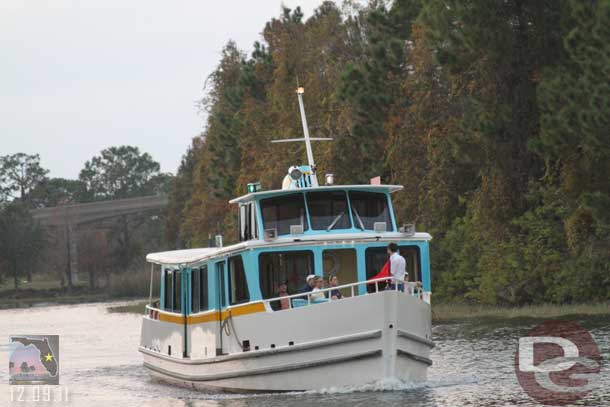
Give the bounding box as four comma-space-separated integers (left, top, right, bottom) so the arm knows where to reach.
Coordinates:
308, 375, 480, 395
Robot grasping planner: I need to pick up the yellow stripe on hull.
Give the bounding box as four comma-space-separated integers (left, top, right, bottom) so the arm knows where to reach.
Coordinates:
157, 302, 266, 325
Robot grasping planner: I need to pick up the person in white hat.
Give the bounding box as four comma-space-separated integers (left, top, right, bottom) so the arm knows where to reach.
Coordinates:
300, 274, 317, 293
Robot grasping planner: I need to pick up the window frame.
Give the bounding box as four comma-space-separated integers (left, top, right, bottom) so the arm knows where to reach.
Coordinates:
191, 268, 200, 313
199, 266, 209, 311
238, 203, 259, 241
163, 269, 172, 312
228, 255, 250, 305
348, 191, 394, 231
305, 190, 352, 231
260, 193, 309, 235
172, 269, 182, 313
364, 245, 421, 281
258, 250, 314, 300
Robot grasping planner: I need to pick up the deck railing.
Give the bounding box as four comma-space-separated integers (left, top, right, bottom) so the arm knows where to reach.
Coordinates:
260, 277, 427, 311
144, 277, 429, 319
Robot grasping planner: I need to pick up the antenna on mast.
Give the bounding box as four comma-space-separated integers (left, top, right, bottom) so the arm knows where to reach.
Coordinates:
271, 86, 333, 187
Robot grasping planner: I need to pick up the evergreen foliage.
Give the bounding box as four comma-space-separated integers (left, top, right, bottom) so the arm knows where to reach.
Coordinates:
166, 0, 610, 305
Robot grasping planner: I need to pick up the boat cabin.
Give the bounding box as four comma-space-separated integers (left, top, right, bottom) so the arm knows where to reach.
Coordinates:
147, 183, 431, 318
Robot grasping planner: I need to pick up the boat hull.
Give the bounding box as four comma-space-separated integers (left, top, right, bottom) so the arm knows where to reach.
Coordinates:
140, 290, 433, 392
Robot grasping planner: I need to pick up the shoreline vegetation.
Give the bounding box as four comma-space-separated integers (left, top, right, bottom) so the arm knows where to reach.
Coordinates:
431, 303, 610, 323
0, 269, 158, 310
105, 300, 610, 324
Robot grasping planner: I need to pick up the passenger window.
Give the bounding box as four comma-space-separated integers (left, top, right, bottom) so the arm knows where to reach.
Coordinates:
191, 268, 200, 313
323, 249, 357, 296
173, 269, 182, 313
258, 251, 313, 299
239, 203, 259, 241
199, 266, 209, 311
216, 262, 226, 308
228, 256, 249, 305
163, 269, 172, 312
365, 246, 421, 281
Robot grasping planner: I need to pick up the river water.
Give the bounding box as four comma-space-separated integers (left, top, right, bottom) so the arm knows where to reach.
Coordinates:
0, 301, 608, 407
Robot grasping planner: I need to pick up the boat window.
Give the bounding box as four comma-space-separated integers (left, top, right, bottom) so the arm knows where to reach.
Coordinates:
163, 269, 172, 311
306, 191, 351, 230
239, 203, 258, 241
258, 251, 313, 299
216, 262, 226, 308
173, 269, 182, 313
199, 266, 209, 311
191, 268, 200, 313
228, 256, 249, 305
365, 246, 421, 281
260, 194, 308, 235
323, 249, 357, 297
349, 191, 393, 231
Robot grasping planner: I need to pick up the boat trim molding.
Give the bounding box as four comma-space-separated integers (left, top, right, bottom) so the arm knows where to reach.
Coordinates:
396, 329, 435, 348
139, 329, 382, 365
396, 349, 433, 366
143, 349, 383, 382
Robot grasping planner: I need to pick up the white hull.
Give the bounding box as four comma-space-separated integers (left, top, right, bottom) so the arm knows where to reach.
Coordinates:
140, 290, 433, 392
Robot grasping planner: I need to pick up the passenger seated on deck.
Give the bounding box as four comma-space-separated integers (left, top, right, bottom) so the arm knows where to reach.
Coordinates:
300, 274, 316, 293
310, 276, 326, 301
328, 275, 343, 300
271, 282, 290, 311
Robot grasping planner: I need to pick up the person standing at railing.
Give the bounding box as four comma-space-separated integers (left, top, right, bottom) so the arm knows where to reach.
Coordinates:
387, 243, 406, 292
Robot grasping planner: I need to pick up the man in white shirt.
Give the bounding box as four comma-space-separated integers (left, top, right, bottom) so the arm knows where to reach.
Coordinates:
387, 243, 406, 291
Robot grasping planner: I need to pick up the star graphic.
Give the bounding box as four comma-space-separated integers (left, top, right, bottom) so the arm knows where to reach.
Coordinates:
44, 353, 53, 362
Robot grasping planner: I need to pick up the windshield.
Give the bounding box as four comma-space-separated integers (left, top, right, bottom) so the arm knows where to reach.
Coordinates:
260, 194, 308, 235
349, 191, 393, 231
306, 191, 351, 230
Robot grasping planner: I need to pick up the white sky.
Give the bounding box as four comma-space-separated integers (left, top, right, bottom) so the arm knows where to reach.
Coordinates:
0, 0, 329, 179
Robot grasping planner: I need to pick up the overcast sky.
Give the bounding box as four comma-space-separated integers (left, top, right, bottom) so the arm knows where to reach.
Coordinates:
0, 0, 328, 179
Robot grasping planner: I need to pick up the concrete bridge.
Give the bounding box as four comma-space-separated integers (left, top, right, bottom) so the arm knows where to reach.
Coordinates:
32, 195, 168, 285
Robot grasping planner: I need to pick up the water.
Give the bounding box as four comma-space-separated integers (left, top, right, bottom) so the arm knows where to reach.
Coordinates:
0, 302, 608, 406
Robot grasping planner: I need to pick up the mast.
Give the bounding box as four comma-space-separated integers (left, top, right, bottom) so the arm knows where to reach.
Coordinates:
270, 87, 333, 187
296, 87, 316, 169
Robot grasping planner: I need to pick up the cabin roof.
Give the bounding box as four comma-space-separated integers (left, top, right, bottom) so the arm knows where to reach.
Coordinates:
146, 247, 228, 265
228, 184, 403, 205
146, 231, 431, 267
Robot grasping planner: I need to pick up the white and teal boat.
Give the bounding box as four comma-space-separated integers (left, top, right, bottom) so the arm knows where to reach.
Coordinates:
139, 87, 433, 392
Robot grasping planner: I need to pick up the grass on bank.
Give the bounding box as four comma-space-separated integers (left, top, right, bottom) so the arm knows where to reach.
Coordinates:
432, 302, 610, 323
108, 300, 150, 314
0, 268, 159, 309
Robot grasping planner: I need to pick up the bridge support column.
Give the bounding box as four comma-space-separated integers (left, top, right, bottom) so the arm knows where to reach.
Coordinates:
66, 222, 78, 285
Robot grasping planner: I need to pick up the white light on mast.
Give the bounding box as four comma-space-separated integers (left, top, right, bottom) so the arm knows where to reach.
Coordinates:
296, 87, 315, 171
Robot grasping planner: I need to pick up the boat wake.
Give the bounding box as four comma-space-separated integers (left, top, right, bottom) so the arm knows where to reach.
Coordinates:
309, 375, 480, 395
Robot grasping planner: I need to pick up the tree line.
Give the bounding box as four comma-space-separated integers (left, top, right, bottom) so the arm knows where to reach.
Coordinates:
0, 147, 172, 291
166, 0, 609, 305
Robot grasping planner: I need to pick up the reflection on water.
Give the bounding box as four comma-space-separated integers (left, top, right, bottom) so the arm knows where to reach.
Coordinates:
0, 302, 608, 407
